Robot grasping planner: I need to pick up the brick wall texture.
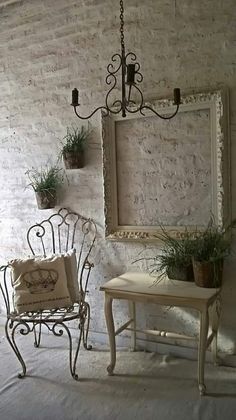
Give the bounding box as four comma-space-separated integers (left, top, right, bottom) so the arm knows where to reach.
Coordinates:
0, 0, 236, 354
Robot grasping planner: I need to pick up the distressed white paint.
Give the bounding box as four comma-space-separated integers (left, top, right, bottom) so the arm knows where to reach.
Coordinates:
0, 0, 236, 359
102, 91, 230, 240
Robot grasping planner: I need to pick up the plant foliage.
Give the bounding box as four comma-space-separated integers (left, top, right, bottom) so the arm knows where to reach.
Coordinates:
192, 220, 230, 263
61, 126, 91, 155
26, 166, 64, 193
134, 219, 235, 282
152, 226, 197, 276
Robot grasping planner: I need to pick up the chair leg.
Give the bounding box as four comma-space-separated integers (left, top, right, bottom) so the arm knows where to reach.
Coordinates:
71, 326, 83, 380
82, 302, 92, 351
33, 322, 42, 348
5, 319, 27, 379
52, 322, 83, 381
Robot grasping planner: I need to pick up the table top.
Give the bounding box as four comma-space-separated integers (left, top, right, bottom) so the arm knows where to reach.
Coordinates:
100, 271, 220, 301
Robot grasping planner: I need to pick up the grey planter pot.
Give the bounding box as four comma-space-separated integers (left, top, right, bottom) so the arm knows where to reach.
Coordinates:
192, 258, 223, 288
63, 151, 84, 169
35, 190, 57, 210
167, 265, 194, 282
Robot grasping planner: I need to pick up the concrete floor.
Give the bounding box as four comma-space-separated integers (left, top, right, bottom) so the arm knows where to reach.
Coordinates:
0, 326, 236, 420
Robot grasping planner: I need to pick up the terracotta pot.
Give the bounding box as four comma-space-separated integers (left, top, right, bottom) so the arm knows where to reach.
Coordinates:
167, 264, 194, 282
35, 191, 57, 210
192, 259, 223, 288
63, 151, 84, 169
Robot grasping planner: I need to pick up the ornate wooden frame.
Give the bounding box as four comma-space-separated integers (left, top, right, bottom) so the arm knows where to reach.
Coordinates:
102, 90, 230, 241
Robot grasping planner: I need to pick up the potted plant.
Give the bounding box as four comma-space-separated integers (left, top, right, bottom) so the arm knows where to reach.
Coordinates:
26, 165, 64, 209
134, 227, 196, 282
191, 221, 231, 288
153, 227, 196, 281
60, 126, 91, 169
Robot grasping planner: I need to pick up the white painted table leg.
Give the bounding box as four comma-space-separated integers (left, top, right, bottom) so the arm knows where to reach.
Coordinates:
211, 297, 222, 366
198, 308, 209, 396
128, 301, 136, 351
104, 293, 116, 375
212, 330, 218, 366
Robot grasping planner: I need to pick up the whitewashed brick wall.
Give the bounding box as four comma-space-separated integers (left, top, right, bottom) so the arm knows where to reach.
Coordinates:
0, 0, 236, 356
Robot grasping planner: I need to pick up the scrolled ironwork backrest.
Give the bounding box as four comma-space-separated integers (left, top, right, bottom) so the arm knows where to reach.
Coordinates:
0, 208, 97, 314
27, 208, 97, 294
27, 209, 93, 252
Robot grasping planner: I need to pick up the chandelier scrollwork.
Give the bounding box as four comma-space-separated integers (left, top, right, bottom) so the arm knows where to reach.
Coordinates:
71, 0, 181, 120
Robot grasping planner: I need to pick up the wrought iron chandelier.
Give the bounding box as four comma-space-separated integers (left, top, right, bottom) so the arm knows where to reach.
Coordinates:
71, 0, 181, 120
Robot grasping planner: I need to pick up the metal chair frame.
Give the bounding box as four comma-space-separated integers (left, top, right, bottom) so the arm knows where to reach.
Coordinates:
0, 208, 97, 380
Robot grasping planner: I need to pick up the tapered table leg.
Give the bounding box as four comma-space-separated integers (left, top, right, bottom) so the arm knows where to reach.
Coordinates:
105, 293, 116, 375
128, 301, 136, 351
212, 296, 222, 366
198, 308, 209, 396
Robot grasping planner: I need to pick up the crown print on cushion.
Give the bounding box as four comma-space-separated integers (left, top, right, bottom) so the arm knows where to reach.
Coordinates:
22, 268, 58, 294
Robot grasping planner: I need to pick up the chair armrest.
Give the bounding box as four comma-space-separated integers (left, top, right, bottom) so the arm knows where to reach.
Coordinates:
0, 265, 11, 314
79, 259, 94, 296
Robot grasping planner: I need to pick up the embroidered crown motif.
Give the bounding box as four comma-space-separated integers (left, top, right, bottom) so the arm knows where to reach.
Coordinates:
23, 268, 58, 294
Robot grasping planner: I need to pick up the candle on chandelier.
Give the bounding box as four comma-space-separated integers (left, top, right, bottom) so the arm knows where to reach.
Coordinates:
126, 64, 135, 85
71, 88, 79, 106
173, 88, 181, 105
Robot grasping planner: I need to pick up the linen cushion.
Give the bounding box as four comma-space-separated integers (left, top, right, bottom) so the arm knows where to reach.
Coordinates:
62, 249, 80, 303
10, 255, 72, 314
35, 250, 80, 303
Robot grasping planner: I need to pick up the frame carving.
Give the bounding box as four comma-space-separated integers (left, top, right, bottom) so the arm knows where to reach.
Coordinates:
102, 90, 230, 241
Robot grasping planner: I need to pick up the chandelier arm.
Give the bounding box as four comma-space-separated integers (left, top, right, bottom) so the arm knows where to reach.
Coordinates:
140, 104, 180, 120
105, 73, 117, 86
134, 63, 140, 72
105, 73, 118, 110
107, 53, 122, 75
109, 106, 123, 115
135, 71, 143, 83
111, 100, 123, 113
73, 106, 109, 120
125, 52, 137, 62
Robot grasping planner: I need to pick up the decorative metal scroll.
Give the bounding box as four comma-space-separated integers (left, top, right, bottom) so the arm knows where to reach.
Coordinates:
0, 208, 97, 380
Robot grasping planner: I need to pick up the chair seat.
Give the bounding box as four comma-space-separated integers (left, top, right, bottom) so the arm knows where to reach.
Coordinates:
8, 302, 86, 323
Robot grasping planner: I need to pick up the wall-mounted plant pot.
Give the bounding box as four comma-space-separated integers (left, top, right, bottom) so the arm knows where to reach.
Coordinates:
192, 259, 223, 288
167, 264, 194, 282
35, 191, 57, 210
63, 151, 84, 169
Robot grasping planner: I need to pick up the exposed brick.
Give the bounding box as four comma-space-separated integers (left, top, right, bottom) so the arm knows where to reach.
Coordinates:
0, 0, 236, 355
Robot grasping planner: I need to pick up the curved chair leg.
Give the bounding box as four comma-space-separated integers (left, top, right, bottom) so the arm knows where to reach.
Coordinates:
104, 294, 116, 375
82, 302, 92, 351
52, 322, 83, 381
5, 319, 27, 379
33, 322, 42, 348
71, 326, 83, 380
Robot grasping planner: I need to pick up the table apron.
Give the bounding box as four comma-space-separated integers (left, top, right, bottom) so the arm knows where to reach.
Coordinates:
104, 290, 218, 312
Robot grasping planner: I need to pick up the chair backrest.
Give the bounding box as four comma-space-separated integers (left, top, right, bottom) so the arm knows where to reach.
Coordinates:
27, 207, 97, 288
0, 208, 97, 314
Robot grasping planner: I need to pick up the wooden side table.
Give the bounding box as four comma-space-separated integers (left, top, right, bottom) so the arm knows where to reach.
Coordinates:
100, 272, 221, 396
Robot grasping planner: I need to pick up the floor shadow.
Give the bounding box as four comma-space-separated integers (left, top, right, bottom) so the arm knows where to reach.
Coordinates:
206, 392, 236, 398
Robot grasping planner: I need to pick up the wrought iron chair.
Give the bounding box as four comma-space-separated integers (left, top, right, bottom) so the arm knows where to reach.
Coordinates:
0, 208, 97, 380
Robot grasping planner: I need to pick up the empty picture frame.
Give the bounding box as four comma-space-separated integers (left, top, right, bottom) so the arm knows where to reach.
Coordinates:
102, 90, 230, 241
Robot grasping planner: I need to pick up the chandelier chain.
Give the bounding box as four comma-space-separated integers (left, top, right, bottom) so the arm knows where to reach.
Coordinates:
120, 0, 125, 51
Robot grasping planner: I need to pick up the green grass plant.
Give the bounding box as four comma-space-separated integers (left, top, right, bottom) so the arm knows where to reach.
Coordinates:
26, 166, 63, 194
61, 126, 91, 155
